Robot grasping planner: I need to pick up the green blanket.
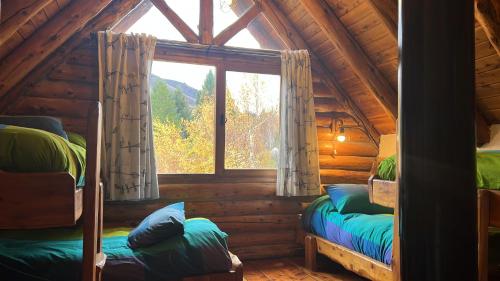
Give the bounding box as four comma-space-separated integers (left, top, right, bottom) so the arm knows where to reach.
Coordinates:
0, 124, 86, 186
377, 151, 500, 189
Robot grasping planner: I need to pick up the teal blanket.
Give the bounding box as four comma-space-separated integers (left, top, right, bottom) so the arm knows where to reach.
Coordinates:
377, 151, 500, 189
0, 218, 232, 281
0, 124, 86, 186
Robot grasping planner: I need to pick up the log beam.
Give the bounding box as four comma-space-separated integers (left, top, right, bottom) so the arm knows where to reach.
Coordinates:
257, 0, 380, 145
367, 0, 398, 42
151, 0, 198, 43
475, 0, 500, 56
0, 0, 144, 113
0, 0, 113, 97
0, 0, 52, 46
199, 0, 213, 44
214, 3, 261, 46
111, 0, 153, 33
300, 0, 398, 121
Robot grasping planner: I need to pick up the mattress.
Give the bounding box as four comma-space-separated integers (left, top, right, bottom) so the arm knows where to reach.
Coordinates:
303, 195, 393, 265
377, 151, 500, 189
0, 124, 86, 186
0, 218, 232, 281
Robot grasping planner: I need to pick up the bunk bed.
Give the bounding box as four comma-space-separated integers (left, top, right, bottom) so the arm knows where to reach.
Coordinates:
367, 134, 500, 281
0, 102, 105, 281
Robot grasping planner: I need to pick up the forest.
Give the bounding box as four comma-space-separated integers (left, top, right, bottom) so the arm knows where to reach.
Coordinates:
151, 70, 280, 174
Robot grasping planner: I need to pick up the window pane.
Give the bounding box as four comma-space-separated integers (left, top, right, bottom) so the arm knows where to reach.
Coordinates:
126, 6, 185, 41
151, 61, 216, 174
213, 0, 238, 36
165, 0, 199, 34
225, 71, 280, 169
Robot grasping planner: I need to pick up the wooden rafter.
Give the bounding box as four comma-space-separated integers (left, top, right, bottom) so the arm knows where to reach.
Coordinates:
112, 0, 153, 33
0, 0, 144, 113
475, 0, 500, 56
367, 0, 397, 42
199, 0, 213, 44
150, 0, 198, 43
300, 0, 397, 122
0, 0, 113, 97
213, 3, 261, 46
0, 0, 52, 47
256, 0, 380, 145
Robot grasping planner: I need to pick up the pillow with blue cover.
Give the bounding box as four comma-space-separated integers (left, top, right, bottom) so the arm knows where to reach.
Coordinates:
326, 184, 393, 214
128, 202, 185, 249
0, 115, 68, 139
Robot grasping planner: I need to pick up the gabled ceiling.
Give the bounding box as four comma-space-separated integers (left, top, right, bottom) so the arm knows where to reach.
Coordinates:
0, 0, 499, 142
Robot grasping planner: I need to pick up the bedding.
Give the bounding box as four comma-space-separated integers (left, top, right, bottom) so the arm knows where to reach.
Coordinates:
0, 124, 86, 186
326, 184, 393, 214
0, 115, 68, 139
377, 151, 500, 189
0, 218, 232, 281
303, 195, 393, 265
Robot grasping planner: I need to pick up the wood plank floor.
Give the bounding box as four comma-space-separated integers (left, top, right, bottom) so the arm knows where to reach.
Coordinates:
243, 256, 368, 281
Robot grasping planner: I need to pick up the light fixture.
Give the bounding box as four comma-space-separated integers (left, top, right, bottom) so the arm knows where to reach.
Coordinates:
336, 126, 346, 142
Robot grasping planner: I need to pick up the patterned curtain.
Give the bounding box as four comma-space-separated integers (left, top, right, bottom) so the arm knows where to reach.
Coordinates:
97, 31, 159, 201
277, 50, 321, 196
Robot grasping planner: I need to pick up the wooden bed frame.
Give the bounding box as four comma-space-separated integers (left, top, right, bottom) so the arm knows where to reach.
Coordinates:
0, 102, 105, 281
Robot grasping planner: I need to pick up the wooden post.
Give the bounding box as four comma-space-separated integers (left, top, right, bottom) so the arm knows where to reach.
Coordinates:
478, 190, 490, 281
304, 235, 318, 271
398, 0, 477, 280
199, 0, 213, 44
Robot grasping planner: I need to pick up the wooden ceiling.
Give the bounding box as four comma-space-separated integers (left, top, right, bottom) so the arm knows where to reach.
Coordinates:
0, 0, 499, 139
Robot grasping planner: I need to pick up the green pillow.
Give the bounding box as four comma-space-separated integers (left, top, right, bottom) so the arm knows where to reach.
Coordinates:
326, 184, 393, 214
67, 132, 86, 148
377, 155, 396, 181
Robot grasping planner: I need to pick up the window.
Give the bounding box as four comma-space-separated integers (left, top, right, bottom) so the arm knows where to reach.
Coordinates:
225, 71, 280, 169
151, 62, 216, 174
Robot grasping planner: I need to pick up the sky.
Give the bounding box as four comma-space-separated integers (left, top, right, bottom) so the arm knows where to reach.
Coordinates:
126, 0, 280, 110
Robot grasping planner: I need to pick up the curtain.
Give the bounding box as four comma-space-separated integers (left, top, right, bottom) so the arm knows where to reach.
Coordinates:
277, 50, 321, 196
97, 31, 159, 201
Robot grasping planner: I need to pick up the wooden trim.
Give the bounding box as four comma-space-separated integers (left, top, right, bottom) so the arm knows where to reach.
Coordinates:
300, 0, 397, 121
158, 169, 276, 184
213, 3, 261, 46
475, 0, 500, 56
307, 234, 393, 281
82, 102, 103, 281
215, 64, 226, 175
154, 40, 281, 74
0, 0, 52, 46
257, 0, 380, 146
367, 0, 398, 42
0, 0, 112, 97
111, 0, 153, 33
150, 0, 198, 43
199, 0, 213, 44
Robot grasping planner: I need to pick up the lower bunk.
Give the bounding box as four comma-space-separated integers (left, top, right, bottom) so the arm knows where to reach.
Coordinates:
0, 218, 242, 281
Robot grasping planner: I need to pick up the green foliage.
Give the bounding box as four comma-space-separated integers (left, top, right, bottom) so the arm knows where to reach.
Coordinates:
196, 69, 215, 104
150, 80, 191, 126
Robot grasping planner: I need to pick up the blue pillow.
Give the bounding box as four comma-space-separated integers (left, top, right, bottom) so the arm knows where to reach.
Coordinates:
326, 184, 393, 215
128, 202, 185, 249
0, 115, 68, 139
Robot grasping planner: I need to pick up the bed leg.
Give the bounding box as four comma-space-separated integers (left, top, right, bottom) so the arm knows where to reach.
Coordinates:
305, 235, 317, 271
478, 190, 490, 281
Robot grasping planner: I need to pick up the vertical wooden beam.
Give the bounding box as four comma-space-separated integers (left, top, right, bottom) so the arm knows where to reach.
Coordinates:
477, 190, 490, 281
0, 0, 52, 46
475, 0, 500, 56
150, 0, 198, 43
257, 0, 380, 145
215, 65, 226, 175
300, 0, 397, 121
367, 0, 398, 42
398, 0, 476, 280
199, 0, 213, 44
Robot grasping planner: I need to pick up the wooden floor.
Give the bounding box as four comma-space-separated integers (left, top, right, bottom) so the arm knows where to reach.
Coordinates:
243, 256, 368, 281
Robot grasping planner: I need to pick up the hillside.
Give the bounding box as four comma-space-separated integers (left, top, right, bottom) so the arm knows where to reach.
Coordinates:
150, 74, 198, 107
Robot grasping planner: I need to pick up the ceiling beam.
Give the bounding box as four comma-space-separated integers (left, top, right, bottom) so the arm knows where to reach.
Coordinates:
475, 0, 500, 56
150, 0, 198, 43
0, 0, 52, 47
256, 0, 380, 145
111, 0, 153, 33
0, 0, 112, 97
300, 0, 397, 121
213, 3, 261, 46
199, 0, 213, 44
0, 0, 144, 113
367, 0, 397, 42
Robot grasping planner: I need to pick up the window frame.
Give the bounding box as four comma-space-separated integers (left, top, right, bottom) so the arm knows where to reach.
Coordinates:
153, 40, 281, 183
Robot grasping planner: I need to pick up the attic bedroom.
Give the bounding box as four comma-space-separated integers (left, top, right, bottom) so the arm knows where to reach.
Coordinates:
0, 0, 498, 281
